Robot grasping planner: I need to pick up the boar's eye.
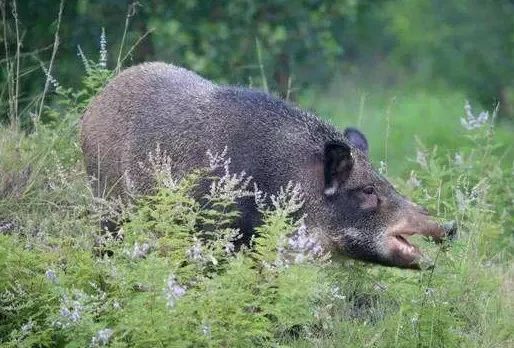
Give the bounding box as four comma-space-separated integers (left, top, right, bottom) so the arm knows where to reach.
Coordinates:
362, 185, 375, 195
360, 185, 378, 209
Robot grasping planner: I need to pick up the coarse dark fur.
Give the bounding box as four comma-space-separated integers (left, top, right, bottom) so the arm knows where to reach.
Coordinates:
81, 62, 453, 269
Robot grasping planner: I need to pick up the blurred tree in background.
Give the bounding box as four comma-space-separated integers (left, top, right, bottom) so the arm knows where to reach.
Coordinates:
144, 0, 359, 93
2, 0, 514, 125
383, 0, 514, 117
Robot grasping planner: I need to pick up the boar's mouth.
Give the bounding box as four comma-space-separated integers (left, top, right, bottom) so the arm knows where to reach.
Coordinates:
386, 217, 452, 269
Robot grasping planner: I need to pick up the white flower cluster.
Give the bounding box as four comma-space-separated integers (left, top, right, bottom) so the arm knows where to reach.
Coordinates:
454, 152, 464, 166
128, 241, 154, 259
455, 180, 488, 212
201, 322, 211, 337
224, 239, 236, 254
143, 143, 178, 189
378, 160, 387, 175
20, 320, 34, 338
461, 101, 490, 130
206, 146, 230, 172
41, 64, 60, 90
164, 274, 187, 308
90, 328, 114, 347
330, 285, 346, 300
0, 219, 16, 234
99, 27, 108, 69
284, 223, 324, 264
270, 181, 304, 216
45, 269, 58, 284
416, 149, 428, 169
253, 182, 268, 210
186, 239, 203, 262
407, 171, 421, 189
206, 147, 254, 202
54, 291, 88, 329
53, 284, 109, 330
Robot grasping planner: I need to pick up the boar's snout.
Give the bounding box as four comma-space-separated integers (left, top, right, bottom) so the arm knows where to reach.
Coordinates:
318, 128, 457, 270
384, 208, 457, 269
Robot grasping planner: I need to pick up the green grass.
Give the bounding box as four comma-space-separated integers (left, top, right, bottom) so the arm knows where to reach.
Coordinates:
300, 80, 514, 177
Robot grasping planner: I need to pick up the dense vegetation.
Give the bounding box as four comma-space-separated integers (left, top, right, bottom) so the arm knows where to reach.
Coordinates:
1, 1, 513, 347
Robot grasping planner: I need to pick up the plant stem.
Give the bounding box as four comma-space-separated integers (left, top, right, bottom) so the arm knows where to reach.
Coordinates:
36, 0, 64, 131
255, 38, 268, 93
116, 2, 138, 74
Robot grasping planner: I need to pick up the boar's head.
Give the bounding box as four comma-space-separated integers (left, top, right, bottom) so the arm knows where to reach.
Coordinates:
314, 128, 455, 269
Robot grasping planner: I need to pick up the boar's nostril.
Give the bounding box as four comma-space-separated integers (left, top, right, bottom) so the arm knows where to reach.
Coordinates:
443, 220, 457, 240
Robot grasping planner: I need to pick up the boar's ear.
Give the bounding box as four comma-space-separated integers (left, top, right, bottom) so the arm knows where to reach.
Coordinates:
324, 142, 354, 196
344, 127, 368, 155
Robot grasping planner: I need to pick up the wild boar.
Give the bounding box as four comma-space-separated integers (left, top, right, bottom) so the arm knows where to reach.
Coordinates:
80, 62, 455, 269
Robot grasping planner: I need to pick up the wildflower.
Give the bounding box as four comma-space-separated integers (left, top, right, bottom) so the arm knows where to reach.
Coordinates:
407, 171, 421, 189
416, 149, 428, 169
461, 101, 489, 130
454, 152, 464, 166
186, 240, 203, 262
270, 181, 304, 215
54, 292, 87, 328
411, 313, 419, 327
207, 147, 230, 171
201, 322, 211, 336
144, 144, 177, 189
287, 223, 323, 263
90, 328, 114, 347
129, 241, 153, 259
378, 160, 387, 175
254, 182, 268, 210
20, 320, 34, 337
0, 219, 16, 234
330, 285, 346, 300
373, 282, 387, 292
208, 170, 253, 201
470, 185, 481, 201
77, 45, 91, 73
164, 274, 186, 308
206, 148, 254, 201
45, 269, 58, 284
455, 189, 468, 212
274, 223, 324, 267
124, 172, 136, 195
455, 181, 486, 212
41, 64, 60, 90
224, 241, 235, 254
99, 27, 108, 69
89, 282, 107, 302
59, 304, 82, 324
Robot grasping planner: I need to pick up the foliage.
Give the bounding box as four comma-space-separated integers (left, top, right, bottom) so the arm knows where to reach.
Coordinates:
144, 0, 358, 94
382, 0, 514, 117
4, 0, 514, 128
301, 80, 514, 177
1, 0, 360, 127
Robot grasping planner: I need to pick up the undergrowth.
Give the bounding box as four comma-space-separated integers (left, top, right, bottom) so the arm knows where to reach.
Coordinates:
0, 27, 513, 348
